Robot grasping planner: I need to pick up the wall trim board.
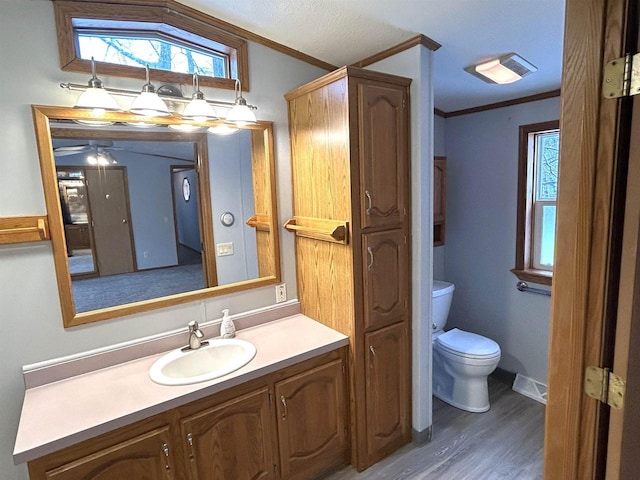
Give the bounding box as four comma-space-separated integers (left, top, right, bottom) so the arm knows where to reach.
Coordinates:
412, 425, 433, 445
437, 89, 561, 118
491, 367, 517, 386
434, 108, 448, 118
352, 34, 442, 68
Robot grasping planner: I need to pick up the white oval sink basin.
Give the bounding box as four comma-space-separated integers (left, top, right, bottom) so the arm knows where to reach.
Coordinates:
149, 338, 256, 386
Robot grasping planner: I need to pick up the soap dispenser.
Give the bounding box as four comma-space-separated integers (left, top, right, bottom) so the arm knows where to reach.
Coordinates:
220, 309, 236, 339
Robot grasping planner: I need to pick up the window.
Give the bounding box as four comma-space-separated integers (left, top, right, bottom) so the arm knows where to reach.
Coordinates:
512, 120, 560, 285
53, 1, 249, 91
76, 28, 229, 78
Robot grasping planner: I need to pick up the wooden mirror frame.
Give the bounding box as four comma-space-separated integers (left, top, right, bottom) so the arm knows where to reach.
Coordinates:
33, 105, 281, 328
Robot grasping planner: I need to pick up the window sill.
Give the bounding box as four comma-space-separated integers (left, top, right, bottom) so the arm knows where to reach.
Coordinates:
511, 268, 552, 286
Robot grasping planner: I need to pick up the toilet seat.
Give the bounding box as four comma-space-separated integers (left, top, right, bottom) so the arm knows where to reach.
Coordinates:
436, 328, 500, 360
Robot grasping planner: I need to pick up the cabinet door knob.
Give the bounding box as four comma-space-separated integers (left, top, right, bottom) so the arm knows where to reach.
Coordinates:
186, 433, 194, 458
367, 247, 374, 270
365, 190, 372, 215
162, 443, 170, 470
280, 395, 288, 420
370, 345, 376, 356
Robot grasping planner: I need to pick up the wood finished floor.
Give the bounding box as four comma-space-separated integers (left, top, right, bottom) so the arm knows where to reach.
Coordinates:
327, 378, 545, 480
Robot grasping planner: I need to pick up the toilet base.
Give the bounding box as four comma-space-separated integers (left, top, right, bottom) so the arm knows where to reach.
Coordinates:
432, 347, 499, 413
433, 390, 490, 413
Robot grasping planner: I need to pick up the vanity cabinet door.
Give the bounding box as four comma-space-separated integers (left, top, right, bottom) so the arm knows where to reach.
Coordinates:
357, 81, 409, 230
364, 322, 410, 464
179, 387, 276, 480
275, 359, 347, 480
362, 229, 409, 331
42, 427, 175, 480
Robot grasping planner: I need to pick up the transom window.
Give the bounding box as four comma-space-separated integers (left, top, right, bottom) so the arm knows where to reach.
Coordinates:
76, 29, 229, 78
512, 120, 560, 285
53, 1, 249, 91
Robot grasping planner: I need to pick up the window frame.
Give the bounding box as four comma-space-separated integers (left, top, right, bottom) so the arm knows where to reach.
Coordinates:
53, 0, 249, 91
512, 120, 560, 286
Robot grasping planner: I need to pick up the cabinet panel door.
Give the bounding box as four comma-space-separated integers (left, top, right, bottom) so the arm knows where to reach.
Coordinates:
275, 360, 347, 480
363, 229, 409, 331
180, 388, 275, 480
434, 157, 446, 223
45, 427, 174, 480
358, 82, 408, 230
365, 323, 410, 462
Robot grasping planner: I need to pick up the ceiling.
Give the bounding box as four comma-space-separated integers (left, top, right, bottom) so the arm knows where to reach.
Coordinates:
178, 0, 566, 113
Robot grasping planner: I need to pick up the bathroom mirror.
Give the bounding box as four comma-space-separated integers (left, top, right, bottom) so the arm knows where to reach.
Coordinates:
33, 106, 280, 328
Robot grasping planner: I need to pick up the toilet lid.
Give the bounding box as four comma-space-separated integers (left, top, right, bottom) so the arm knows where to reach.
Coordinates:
436, 328, 500, 358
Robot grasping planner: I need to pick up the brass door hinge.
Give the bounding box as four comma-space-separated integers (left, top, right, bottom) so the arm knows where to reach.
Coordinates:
584, 366, 625, 409
603, 53, 640, 98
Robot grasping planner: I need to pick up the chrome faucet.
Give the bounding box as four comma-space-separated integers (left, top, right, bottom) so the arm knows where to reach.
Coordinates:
182, 320, 208, 351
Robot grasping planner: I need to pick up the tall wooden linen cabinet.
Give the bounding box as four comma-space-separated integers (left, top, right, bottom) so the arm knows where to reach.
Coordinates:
284, 66, 412, 471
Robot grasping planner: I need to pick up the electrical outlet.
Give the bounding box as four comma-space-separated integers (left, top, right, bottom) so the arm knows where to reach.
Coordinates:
275, 283, 287, 303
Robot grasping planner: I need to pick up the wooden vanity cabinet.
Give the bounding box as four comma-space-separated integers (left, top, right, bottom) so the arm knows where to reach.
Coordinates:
179, 388, 276, 480
275, 359, 347, 480
27, 350, 348, 480
28, 418, 176, 480
364, 323, 410, 462
285, 66, 412, 471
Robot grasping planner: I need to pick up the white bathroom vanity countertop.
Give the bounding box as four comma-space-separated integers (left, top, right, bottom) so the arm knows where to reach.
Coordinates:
13, 314, 349, 464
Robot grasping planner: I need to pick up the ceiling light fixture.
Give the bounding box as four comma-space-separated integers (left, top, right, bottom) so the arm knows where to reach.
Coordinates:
129, 66, 172, 117
182, 74, 218, 122
226, 79, 257, 126
74, 57, 120, 113
86, 150, 117, 166
465, 53, 537, 84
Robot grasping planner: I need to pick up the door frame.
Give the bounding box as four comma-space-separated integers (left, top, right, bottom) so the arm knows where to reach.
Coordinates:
545, 0, 637, 478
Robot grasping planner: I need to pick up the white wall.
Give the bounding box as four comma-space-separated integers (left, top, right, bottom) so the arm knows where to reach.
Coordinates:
433, 114, 446, 280
209, 130, 259, 284
443, 97, 560, 383
367, 45, 434, 438
0, 2, 327, 478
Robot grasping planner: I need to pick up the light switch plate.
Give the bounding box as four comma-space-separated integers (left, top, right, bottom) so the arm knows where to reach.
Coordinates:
216, 242, 234, 256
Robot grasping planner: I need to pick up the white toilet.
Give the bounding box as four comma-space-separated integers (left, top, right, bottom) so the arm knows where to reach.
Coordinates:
432, 281, 501, 412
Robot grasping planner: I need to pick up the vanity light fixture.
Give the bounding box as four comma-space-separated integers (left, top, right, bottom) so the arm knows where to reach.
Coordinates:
60, 75, 258, 120
208, 125, 238, 135
182, 74, 218, 122
465, 53, 537, 84
129, 66, 172, 117
74, 57, 120, 113
168, 124, 205, 132
226, 79, 257, 126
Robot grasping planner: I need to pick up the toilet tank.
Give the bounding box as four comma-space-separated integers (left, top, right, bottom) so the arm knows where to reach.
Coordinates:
432, 281, 455, 333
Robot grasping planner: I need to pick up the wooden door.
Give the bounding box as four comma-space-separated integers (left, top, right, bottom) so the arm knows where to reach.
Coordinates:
42, 427, 174, 480
362, 229, 409, 331
275, 360, 348, 479
364, 322, 410, 465
544, 0, 639, 478
85, 168, 135, 276
605, 10, 640, 478
358, 81, 408, 230
179, 388, 275, 480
